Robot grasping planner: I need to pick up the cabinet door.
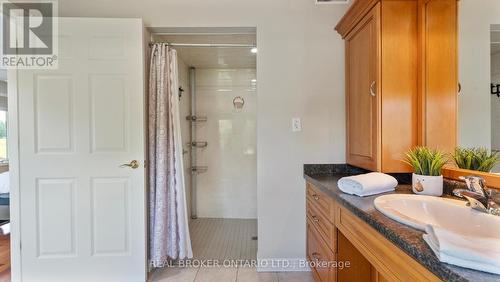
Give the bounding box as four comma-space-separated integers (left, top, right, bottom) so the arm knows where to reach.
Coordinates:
345, 4, 381, 171
419, 0, 458, 153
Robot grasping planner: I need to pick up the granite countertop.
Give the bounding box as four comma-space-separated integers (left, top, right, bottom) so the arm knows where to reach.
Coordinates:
303, 165, 500, 282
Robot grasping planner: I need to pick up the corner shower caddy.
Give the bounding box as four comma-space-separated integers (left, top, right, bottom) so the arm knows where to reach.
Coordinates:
187, 67, 209, 219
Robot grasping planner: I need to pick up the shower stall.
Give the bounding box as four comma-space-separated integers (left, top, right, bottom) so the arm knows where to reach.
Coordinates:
151, 30, 258, 261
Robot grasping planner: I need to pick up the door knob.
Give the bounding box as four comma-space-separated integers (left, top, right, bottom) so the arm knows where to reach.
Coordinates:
120, 160, 140, 169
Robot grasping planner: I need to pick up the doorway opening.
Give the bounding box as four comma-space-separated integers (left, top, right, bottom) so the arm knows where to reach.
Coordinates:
151, 28, 258, 262
0, 70, 11, 282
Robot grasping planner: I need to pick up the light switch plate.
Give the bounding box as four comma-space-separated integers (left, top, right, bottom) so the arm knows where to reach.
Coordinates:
292, 118, 302, 132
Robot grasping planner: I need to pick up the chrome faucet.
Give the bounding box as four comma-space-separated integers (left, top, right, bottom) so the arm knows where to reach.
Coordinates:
453, 176, 500, 216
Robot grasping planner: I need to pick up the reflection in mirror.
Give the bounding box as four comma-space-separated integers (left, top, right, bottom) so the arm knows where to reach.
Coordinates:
0, 71, 6, 162
458, 12, 500, 174
491, 26, 500, 172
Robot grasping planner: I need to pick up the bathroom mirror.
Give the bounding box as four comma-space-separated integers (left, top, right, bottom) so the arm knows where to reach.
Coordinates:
450, 1, 500, 187
489, 26, 500, 173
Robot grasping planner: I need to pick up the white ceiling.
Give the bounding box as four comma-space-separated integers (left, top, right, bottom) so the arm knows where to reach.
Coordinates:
152, 34, 256, 69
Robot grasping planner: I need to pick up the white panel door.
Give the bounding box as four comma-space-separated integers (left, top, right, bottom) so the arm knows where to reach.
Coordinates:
15, 18, 146, 282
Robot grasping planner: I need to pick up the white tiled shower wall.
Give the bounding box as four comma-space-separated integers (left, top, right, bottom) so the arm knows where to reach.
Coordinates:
194, 69, 257, 219
178, 57, 193, 219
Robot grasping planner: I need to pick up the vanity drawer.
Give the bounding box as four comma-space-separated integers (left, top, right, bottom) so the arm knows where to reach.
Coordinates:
307, 199, 336, 253
307, 219, 336, 282
307, 182, 334, 222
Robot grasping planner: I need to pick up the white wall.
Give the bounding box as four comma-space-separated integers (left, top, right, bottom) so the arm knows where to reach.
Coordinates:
59, 0, 349, 268
195, 68, 257, 219
458, 0, 500, 148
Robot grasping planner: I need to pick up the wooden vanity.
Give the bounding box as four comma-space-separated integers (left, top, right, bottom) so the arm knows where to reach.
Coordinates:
306, 181, 441, 282
305, 0, 500, 281
305, 1, 500, 281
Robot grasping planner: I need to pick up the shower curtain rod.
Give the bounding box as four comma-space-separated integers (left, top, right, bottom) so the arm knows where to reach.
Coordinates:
148, 42, 256, 48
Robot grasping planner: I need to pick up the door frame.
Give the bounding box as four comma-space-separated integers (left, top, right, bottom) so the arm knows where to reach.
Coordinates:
8, 67, 22, 281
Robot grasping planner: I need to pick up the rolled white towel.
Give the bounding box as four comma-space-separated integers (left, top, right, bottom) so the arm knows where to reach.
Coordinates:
337, 172, 397, 197
423, 225, 500, 275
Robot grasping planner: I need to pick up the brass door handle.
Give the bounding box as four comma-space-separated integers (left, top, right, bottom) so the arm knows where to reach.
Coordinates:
120, 160, 139, 169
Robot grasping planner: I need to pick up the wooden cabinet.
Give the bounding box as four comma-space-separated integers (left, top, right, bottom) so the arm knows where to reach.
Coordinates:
337, 0, 418, 173
306, 182, 335, 221
305, 181, 441, 282
307, 220, 336, 282
343, 4, 380, 171
418, 0, 458, 154
336, 0, 458, 172
335, 202, 441, 282
306, 183, 337, 282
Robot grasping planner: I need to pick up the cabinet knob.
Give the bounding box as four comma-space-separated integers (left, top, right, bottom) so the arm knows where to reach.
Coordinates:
312, 194, 320, 201
312, 252, 321, 260
370, 81, 376, 97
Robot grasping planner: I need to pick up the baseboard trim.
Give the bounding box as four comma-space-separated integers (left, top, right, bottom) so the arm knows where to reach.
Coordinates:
256, 258, 311, 272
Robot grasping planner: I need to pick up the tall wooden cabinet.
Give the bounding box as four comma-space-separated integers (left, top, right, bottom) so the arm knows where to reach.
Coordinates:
343, 4, 381, 172
336, 0, 458, 173
418, 0, 458, 154
337, 0, 418, 172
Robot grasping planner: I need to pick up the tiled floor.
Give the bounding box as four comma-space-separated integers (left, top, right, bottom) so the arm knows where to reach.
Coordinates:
148, 219, 315, 281
190, 218, 257, 260
149, 266, 314, 282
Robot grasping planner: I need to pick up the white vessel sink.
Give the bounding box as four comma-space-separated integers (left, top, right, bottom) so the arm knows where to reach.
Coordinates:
374, 194, 500, 237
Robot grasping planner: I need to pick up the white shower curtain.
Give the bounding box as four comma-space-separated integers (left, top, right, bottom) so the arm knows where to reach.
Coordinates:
148, 44, 192, 264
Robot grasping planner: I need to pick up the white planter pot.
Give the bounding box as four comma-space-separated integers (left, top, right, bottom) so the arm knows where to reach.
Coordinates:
412, 174, 443, 196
